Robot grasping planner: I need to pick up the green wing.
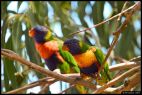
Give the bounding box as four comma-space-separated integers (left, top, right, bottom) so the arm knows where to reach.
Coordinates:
93, 46, 111, 83
59, 47, 80, 73
52, 38, 80, 73
58, 61, 70, 74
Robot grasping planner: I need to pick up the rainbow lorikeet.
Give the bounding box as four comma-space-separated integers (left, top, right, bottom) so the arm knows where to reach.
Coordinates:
28, 25, 80, 73
62, 38, 111, 85
29, 26, 87, 94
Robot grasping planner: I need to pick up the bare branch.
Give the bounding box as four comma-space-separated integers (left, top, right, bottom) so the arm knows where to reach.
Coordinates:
109, 61, 140, 72
58, 84, 75, 94
130, 56, 141, 62
117, 1, 129, 22
67, 1, 141, 36
114, 72, 141, 94
1, 49, 97, 90
93, 66, 140, 93
2, 48, 140, 94
3, 74, 81, 94
98, 1, 141, 75
96, 72, 140, 94
4, 78, 56, 94
38, 83, 50, 94
113, 56, 129, 63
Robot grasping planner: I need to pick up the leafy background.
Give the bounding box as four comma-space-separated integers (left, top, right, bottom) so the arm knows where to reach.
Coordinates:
1, 1, 141, 93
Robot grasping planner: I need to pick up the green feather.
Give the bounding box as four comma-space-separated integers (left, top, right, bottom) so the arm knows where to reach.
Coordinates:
93, 46, 112, 82
59, 47, 80, 73
78, 42, 111, 82
94, 47, 105, 65
58, 61, 70, 73
79, 41, 89, 53
57, 39, 84, 93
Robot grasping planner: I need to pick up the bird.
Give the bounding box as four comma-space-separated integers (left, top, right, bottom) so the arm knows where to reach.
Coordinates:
28, 25, 80, 73
29, 25, 87, 93
62, 38, 111, 85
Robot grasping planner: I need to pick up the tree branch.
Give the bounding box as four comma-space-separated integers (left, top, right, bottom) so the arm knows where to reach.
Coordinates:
93, 66, 140, 93
4, 77, 56, 94
58, 84, 75, 94
109, 61, 140, 72
38, 83, 50, 94
117, 1, 129, 22
2, 48, 140, 94
98, 1, 141, 75
1, 49, 97, 91
95, 72, 140, 94
130, 56, 141, 62
3, 74, 80, 94
113, 72, 141, 94
68, 1, 141, 36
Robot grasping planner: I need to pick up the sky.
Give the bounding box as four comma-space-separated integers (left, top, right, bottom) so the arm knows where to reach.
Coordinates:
3, 1, 141, 93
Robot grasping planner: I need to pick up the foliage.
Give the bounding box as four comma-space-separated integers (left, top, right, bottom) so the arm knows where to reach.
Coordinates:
1, 1, 141, 93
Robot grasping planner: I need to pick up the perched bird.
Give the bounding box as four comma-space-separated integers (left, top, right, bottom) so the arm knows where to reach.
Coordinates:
28, 25, 80, 73
62, 38, 111, 84
29, 25, 86, 94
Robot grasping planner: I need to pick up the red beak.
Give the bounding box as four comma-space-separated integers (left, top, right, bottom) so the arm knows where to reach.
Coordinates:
29, 28, 35, 37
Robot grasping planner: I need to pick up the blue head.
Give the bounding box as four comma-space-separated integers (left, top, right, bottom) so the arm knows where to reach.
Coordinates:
29, 25, 52, 43
62, 39, 82, 55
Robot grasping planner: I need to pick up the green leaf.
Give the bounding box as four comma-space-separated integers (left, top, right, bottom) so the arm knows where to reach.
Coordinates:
1, 1, 11, 19
7, 10, 17, 14
4, 59, 18, 90
1, 1, 141, 93
17, 1, 23, 11
3, 36, 19, 91
115, 23, 136, 59
4, 64, 11, 91
92, 1, 110, 48
1, 16, 9, 48
77, 1, 88, 27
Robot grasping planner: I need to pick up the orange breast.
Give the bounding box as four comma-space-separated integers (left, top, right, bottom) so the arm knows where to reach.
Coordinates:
35, 41, 59, 59
74, 50, 98, 68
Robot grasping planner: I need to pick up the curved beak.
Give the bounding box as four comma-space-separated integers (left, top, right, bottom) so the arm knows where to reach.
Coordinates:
29, 28, 35, 37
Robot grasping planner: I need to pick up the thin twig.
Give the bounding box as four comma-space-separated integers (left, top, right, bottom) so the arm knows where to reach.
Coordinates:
117, 1, 129, 22
98, 1, 141, 75
3, 74, 81, 94
2, 48, 140, 94
113, 56, 129, 63
4, 78, 56, 94
115, 1, 129, 30
114, 72, 141, 94
112, 70, 125, 79
130, 56, 141, 62
109, 61, 140, 72
58, 84, 75, 94
93, 66, 140, 93
60, 71, 141, 94
67, 1, 141, 36
38, 83, 50, 94
113, 1, 141, 35
1, 49, 97, 90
